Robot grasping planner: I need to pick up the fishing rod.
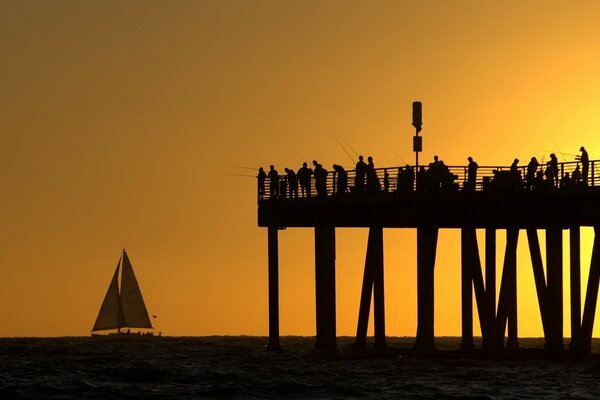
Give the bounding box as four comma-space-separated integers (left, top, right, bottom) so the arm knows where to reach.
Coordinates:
333, 135, 356, 164
226, 173, 255, 178
336, 135, 360, 158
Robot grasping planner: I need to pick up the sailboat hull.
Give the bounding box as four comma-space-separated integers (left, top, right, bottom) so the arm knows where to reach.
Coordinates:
91, 332, 160, 340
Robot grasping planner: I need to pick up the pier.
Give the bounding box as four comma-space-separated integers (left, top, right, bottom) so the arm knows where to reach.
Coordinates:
258, 159, 600, 354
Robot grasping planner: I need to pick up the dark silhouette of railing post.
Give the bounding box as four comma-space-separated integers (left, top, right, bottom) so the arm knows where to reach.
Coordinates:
354, 227, 386, 350
415, 226, 438, 353
315, 226, 336, 351
570, 226, 581, 353
267, 226, 280, 350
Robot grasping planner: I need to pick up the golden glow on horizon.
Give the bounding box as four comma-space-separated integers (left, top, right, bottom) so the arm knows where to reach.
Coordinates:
2, 1, 600, 338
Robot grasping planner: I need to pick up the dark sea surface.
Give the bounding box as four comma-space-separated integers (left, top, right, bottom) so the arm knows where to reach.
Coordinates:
3, 336, 600, 399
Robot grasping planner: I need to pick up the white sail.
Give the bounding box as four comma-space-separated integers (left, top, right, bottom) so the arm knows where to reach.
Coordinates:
92, 258, 126, 331
120, 250, 153, 329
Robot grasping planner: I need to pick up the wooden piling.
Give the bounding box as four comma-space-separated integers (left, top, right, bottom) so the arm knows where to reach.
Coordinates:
315, 226, 337, 351
484, 228, 496, 351
354, 227, 386, 350
267, 226, 280, 350
569, 226, 581, 352
415, 226, 438, 353
546, 228, 564, 350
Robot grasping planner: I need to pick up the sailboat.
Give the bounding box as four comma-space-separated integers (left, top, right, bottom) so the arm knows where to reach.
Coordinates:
92, 250, 156, 337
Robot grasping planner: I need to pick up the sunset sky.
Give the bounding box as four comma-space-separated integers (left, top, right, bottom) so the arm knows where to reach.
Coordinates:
3, 1, 600, 339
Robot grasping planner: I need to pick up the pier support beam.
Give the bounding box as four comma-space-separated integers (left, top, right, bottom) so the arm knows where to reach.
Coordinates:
415, 226, 438, 353
546, 228, 564, 351
315, 226, 337, 351
461, 229, 474, 351
461, 228, 486, 351
495, 229, 519, 349
354, 227, 386, 350
581, 227, 600, 353
484, 228, 496, 352
570, 226, 581, 353
527, 229, 552, 346
267, 226, 280, 350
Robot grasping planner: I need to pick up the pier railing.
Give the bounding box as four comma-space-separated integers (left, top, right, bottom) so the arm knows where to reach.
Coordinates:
258, 160, 599, 201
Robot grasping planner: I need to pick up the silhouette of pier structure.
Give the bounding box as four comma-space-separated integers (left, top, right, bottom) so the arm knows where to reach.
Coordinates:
258, 158, 600, 355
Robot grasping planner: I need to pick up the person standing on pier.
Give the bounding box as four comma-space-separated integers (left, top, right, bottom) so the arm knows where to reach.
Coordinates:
416, 166, 426, 191
333, 164, 347, 194
466, 156, 478, 191
577, 146, 589, 185
285, 168, 298, 198
313, 160, 328, 197
257, 167, 267, 200
355, 155, 367, 192
268, 165, 279, 199
548, 153, 559, 187
297, 162, 312, 197
573, 164, 582, 185
526, 157, 540, 190
510, 158, 519, 174
383, 169, 390, 192
366, 156, 379, 191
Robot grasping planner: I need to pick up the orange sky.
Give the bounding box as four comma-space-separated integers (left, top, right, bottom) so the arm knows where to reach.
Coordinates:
2, 1, 600, 338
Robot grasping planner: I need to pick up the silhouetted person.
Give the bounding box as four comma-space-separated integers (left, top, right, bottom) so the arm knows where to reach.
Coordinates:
466, 156, 478, 191
257, 167, 267, 200
416, 166, 426, 191
313, 160, 328, 197
285, 168, 298, 198
383, 169, 390, 192
577, 146, 589, 185
561, 172, 573, 190
429, 155, 442, 190
279, 177, 287, 199
526, 157, 540, 190
355, 155, 367, 192
573, 164, 582, 185
510, 158, 519, 174
548, 153, 559, 187
297, 162, 313, 197
533, 169, 545, 190
268, 165, 279, 198
333, 164, 347, 194
366, 156, 379, 192
406, 165, 415, 191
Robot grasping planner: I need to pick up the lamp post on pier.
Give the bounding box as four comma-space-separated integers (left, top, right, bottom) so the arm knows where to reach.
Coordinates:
412, 101, 423, 170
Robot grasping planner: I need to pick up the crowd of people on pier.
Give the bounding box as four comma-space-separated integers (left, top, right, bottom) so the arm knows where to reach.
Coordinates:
257, 147, 591, 200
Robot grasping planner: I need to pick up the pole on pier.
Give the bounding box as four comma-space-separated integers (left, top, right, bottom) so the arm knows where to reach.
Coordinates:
355, 227, 386, 350
581, 227, 600, 353
483, 228, 496, 352
570, 226, 581, 353
412, 101, 422, 171
415, 226, 438, 353
546, 228, 564, 351
315, 226, 337, 351
267, 226, 280, 350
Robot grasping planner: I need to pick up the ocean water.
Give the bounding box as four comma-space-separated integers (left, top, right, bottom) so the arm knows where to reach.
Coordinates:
2, 336, 600, 399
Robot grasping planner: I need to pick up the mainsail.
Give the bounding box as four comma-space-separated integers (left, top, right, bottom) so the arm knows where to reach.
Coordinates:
92, 250, 153, 332
120, 251, 153, 328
